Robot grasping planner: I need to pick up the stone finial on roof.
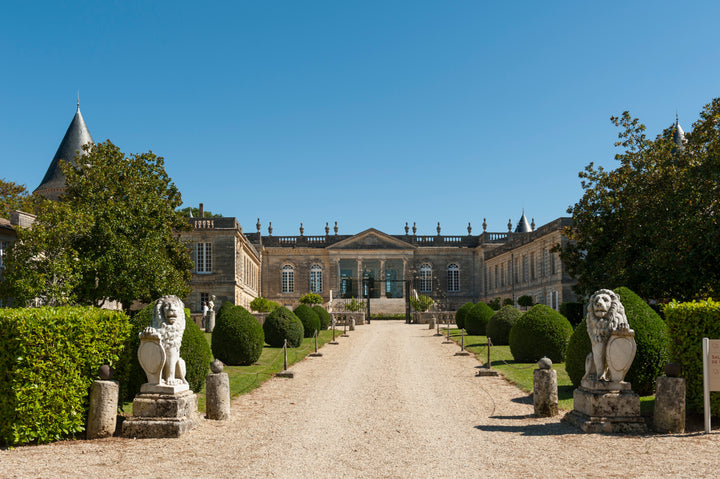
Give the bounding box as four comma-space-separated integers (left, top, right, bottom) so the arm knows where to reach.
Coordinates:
467, 222, 472, 235
299, 222, 304, 236
256, 218, 261, 232
268, 222, 273, 236
405, 222, 409, 235
412, 222, 417, 235
482, 218, 487, 232
507, 219, 512, 232
436, 222, 441, 235
334, 221, 338, 235
325, 222, 330, 235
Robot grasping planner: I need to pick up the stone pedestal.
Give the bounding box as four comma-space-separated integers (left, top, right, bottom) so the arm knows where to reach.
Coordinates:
206, 310, 216, 333
206, 373, 230, 421
654, 376, 685, 433
122, 390, 199, 438
349, 318, 355, 331
565, 382, 647, 434
87, 380, 119, 439
533, 368, 558, 417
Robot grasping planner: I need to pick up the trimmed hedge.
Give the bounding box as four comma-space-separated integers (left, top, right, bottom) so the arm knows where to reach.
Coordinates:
564, 287, 669, 396
312, 305, 332, 330
294, 304, 321, 338
486, 305, 522, 345
666, 298, 720, 415
509, 304, 573, 363
455, 302, 474, 330
263, 307, 304, 348
121, 304, 211, 401
0, 307, 132, 446
465, 302, 494, 336
212, 304, 264, 366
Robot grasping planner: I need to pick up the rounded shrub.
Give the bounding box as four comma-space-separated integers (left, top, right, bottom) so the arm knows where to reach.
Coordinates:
486, 305, 522, 345
294, 304, 321, 338
509, 304, 573, 363
122, 304, 211, 400
465, 302, 494, 336
181, 312, 212, 392
455, 302, 474, 330
312, 305, 332, 330
212, 304, 264, 366
564, 287, 669, 395
263, 307, 304, 348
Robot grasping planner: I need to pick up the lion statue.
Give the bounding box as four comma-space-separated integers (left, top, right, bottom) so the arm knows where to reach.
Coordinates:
139, 295, 188, 387
583, 289, 629, 382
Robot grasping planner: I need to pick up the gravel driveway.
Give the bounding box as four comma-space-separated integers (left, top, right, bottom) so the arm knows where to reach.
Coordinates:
2, 321, 720, 478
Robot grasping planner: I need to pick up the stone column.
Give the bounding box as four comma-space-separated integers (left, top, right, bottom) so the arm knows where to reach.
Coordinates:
533, 358, 558, 417
87, 379, 119, 439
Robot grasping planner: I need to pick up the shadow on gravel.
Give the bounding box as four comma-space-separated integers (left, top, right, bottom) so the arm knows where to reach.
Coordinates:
510, 395, 533, 405
475, 422, 580, 436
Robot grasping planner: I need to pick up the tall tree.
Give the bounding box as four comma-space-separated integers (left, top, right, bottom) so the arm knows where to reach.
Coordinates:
0, 179, 38, 218
560, 98, 720, 301
1, 141, 193, 309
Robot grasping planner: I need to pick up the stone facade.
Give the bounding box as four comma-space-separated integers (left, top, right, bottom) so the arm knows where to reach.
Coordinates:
182, 214, 578, 314
179, 214, 261, 312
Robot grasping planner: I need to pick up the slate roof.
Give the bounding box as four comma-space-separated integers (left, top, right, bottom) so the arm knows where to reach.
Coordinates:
34, 104, 93, 199
514, 211, 532, 233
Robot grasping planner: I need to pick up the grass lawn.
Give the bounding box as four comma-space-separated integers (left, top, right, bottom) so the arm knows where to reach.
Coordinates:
442, 326, 655, 413
123, 328, 344, 414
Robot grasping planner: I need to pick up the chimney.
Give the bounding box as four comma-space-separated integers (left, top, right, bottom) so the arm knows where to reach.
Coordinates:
199, 203, 204, 218
10, 210, 37, 228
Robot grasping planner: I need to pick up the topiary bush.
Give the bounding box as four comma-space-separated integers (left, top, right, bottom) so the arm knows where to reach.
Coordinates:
486, 305, 522, 345
666, 298, 720, 415
0, 307, 131, 445
312, 305, 332, 330
465, 302, 494, 336
263, 307, 304, 348
181, 312, 212, 392
509, 304, 573, 363
212, 304, 264, 366
559, 301, 585, 326
249, 297, 279, 313
564, 287, 669, 396
294, 304, 321, 338
121, 303, 211, 401
455, 302, 474, 330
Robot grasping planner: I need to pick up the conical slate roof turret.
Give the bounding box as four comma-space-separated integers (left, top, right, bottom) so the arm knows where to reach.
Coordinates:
514, 211, 532, 233
672, 114, 685, 152
34, 102, 94, 200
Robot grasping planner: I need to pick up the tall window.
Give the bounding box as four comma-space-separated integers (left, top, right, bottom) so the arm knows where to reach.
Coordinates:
282, 265, 294, 293
419, 264, 432, 293
197, 242, 212, 273
310, 264, 322, 293
494, 265, 499, 289
447, 264, 459, 292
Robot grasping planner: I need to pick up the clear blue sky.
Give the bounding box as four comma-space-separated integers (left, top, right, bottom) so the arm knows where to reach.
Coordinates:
1, 1, 718, 236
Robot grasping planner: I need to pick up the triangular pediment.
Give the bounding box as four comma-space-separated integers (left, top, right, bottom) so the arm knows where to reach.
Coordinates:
328, 228, 414, 250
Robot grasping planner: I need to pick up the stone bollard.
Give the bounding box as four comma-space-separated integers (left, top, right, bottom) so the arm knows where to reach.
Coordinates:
206, 310, 216, 333
654, 363, 685, 433
428, 316, 436, 329
87, 365, 119, 439
206, 360, 230, 420
533, 357, 558, 417
349, 318, 355, 331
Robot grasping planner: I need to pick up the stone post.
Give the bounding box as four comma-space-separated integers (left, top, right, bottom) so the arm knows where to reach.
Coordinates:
653, 363, 685, 433
428, 316, 436, 329
206, 360, 230, 421
533, 357, 558, 417
349, 317, 355, 331
87, 366, 120, 439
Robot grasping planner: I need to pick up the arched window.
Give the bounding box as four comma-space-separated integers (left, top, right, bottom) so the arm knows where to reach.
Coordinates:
310, 264, 322, 293
281, 264, 294, 293
419, 263, 432, 293
447, 263, 460, 292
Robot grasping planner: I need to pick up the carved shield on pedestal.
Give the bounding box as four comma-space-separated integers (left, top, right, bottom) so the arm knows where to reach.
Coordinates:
606, 334, 637, 383
138, 339, 166, 385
